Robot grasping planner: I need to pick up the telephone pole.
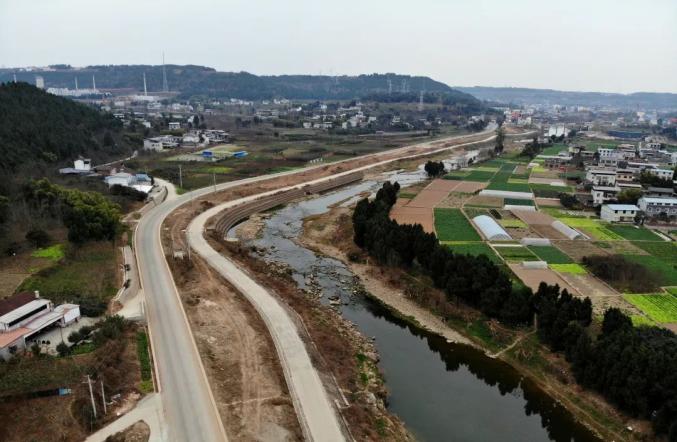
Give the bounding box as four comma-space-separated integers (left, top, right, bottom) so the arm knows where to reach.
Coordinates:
100, 380, 107, 415
84, 375, 97, 420
178, 164, 183, 189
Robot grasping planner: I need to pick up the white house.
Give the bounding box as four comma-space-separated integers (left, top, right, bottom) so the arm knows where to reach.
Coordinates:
586, 168, 617, 186
592, 185, 621, 205
168, 122, 181, 130
74, 158, 91, 172
143, 138, 164, 152
648, 168, 674, 181
637, 197, 677, 218
105, 172, 134, 188
0, 291, 80, 360
600, 204, 639, 223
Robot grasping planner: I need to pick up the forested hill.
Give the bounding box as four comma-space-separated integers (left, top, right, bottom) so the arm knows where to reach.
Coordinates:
455, 86, 677, 110
0, 82, 134, 187
0, 65, 477, 103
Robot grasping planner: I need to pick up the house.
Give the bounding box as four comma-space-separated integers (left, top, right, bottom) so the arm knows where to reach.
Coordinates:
143, 138, 164, 152
0, 291, 80, 360
541, 155, 572, 169
645, 187, 675, 198
74, 158, 91, 172
182, 133, 200, 147
105, 172, 134, 188
586, 168, 617, 186
637, 197, 677, 218
648, 168, 674, 181
600, 204, 639, 223
168, 122, 181, 130
615, 169, 636, 183
591, 185, 621, 205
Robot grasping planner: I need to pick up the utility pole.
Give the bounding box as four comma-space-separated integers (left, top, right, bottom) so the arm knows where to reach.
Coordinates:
178, 164, 183, 189
213, 173, 217, 193
84, 375, 97, 420
100, 380, 107, 415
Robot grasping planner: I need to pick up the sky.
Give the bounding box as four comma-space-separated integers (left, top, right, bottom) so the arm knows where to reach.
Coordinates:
1, 0, 676, 94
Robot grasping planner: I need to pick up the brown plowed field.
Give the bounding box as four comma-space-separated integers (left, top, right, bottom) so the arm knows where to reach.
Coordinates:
390, 206, 434, 232
407, 180, 459, 208
508, 263, 578, 294
512, 210, 556, 225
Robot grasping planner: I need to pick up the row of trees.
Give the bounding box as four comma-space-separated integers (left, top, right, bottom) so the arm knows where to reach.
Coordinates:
353, 182, 534, 325
353, 182, 676, 438
22, 179, 121, 244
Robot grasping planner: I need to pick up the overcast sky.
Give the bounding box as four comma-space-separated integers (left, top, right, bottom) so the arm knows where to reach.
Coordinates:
1, 0, 675, 93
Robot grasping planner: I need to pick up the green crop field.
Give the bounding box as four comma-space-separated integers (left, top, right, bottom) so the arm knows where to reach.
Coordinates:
557, 217, 623, 241
624, 293, 677, 323
465, 170, 496, 181
495, 246, 539, 262
630, 315, 657, 327
540, 144, 568, 155
487, 181, 532, 192
624, 255, 677, 286
443, 242, 501, 263
500, 219, 527, 228
550, 263, 587, 274
504, 198, 534, 206
199, 166, 233, 174
632, 241, 677, 264
608, 226, 661, 241
528, 245, 573, 264
434, 208, 481, 241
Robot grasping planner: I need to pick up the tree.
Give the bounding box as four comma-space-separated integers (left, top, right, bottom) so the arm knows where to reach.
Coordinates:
617, 188, 643, 205
0, 195, 8, 224
424, 161, 445, 177
103, 131, 114, 147
494, 127, 505, 154
25, 228, 51, 248
56, 342, 70, 357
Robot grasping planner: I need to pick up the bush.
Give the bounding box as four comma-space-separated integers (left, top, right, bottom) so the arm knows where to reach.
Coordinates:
582, 254, 663, 293
25, 228, 51, 248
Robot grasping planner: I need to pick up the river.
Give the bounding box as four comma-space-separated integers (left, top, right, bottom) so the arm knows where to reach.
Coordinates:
229, 169, 600, 442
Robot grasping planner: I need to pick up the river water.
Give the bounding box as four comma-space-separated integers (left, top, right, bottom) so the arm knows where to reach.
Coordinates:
231, 169, 600, 442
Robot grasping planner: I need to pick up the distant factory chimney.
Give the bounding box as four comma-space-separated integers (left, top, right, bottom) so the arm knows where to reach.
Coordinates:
35, 75, 45, 89
143, 72, 148, 96
162, 52, 169, 92
75, 76, 79, 90
13, 73, 17, 83
92, 74, 96, 90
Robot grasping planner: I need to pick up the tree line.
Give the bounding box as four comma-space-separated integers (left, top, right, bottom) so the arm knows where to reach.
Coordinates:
353, 182, 677, 438
22, 179, 121, 244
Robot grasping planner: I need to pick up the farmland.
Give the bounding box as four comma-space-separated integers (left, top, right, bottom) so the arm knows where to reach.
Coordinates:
556, 217, 623, 241
624, 255, 677, 287
608, 225, 661, 241
495, 246, 539, 262
527, 245, 574, 264
550, 263, 587, 274
443, 241, 501, 263
434, 208, 481, 241
624, 293, 677, 323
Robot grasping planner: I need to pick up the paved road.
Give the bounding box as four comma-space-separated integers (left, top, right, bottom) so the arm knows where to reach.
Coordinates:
134, 128, 500, 441
86, 393, 166, 442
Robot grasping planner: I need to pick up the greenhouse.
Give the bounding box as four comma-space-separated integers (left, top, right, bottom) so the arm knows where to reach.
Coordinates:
472, 215, 512, 241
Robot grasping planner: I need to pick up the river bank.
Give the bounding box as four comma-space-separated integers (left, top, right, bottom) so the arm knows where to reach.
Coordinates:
298, 203, 650, 442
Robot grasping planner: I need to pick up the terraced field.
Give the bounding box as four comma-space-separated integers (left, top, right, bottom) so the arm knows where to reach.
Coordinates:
624, 293, 677, 323
608, 225, 661, 241
495, 246, 539, 262
443, 241, 501, 263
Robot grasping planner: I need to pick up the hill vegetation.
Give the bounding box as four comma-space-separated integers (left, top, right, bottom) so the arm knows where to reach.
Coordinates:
1, 65, 481, 105
0, 82, 136, 193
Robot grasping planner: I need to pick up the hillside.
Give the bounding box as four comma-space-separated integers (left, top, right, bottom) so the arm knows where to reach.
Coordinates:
455, 86, 677, 110
0, 65, 476, 102
0, 82, 135, 190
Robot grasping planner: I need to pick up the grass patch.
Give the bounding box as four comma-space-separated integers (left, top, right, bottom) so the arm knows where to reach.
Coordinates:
0, 356, 83, 396
550, 263, 587, 274
487, 181, 532, 192
630, 315, 657, 327
136, 331, 153, 391
31, 244, 66, 261
398, 192, 416, 199
624, 294, 677, 323
199, 166, 233, 174
527, 246, 573, 264
433, 208, 481, 241
495, 246, 539, 262
18, 242, 118, 316
607, 226, 660, 241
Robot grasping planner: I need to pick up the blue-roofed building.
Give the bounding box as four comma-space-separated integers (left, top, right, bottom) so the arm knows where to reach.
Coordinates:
232, 151, 248, 159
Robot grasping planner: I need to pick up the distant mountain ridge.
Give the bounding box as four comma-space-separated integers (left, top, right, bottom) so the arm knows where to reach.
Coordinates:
454, 86, 677, 110
0, 65, 467, 102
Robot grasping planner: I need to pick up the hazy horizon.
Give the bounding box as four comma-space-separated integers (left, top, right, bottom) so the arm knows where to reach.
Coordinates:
1, 0, 676, 94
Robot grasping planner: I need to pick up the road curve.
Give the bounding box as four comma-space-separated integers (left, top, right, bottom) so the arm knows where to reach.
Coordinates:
185, 132, 501, 441
134, 127, 501, 441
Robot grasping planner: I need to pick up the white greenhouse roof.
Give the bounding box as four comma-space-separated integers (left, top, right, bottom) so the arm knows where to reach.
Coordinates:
472, 215, 512, 241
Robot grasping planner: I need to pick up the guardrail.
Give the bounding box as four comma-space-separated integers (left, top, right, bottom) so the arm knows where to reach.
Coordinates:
212, 171, 364, 235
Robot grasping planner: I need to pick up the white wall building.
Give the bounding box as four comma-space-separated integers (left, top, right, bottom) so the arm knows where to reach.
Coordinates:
600, 204, 639, 223
637, 197, 677, 218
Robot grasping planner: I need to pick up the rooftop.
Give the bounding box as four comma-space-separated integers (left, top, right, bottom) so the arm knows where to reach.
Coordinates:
0, 292, 35, 317
605, 204, 639, 211
639, 197, 677, 204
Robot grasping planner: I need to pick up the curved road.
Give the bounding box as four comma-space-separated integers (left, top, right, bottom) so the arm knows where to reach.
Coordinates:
135, 127, 501, 441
